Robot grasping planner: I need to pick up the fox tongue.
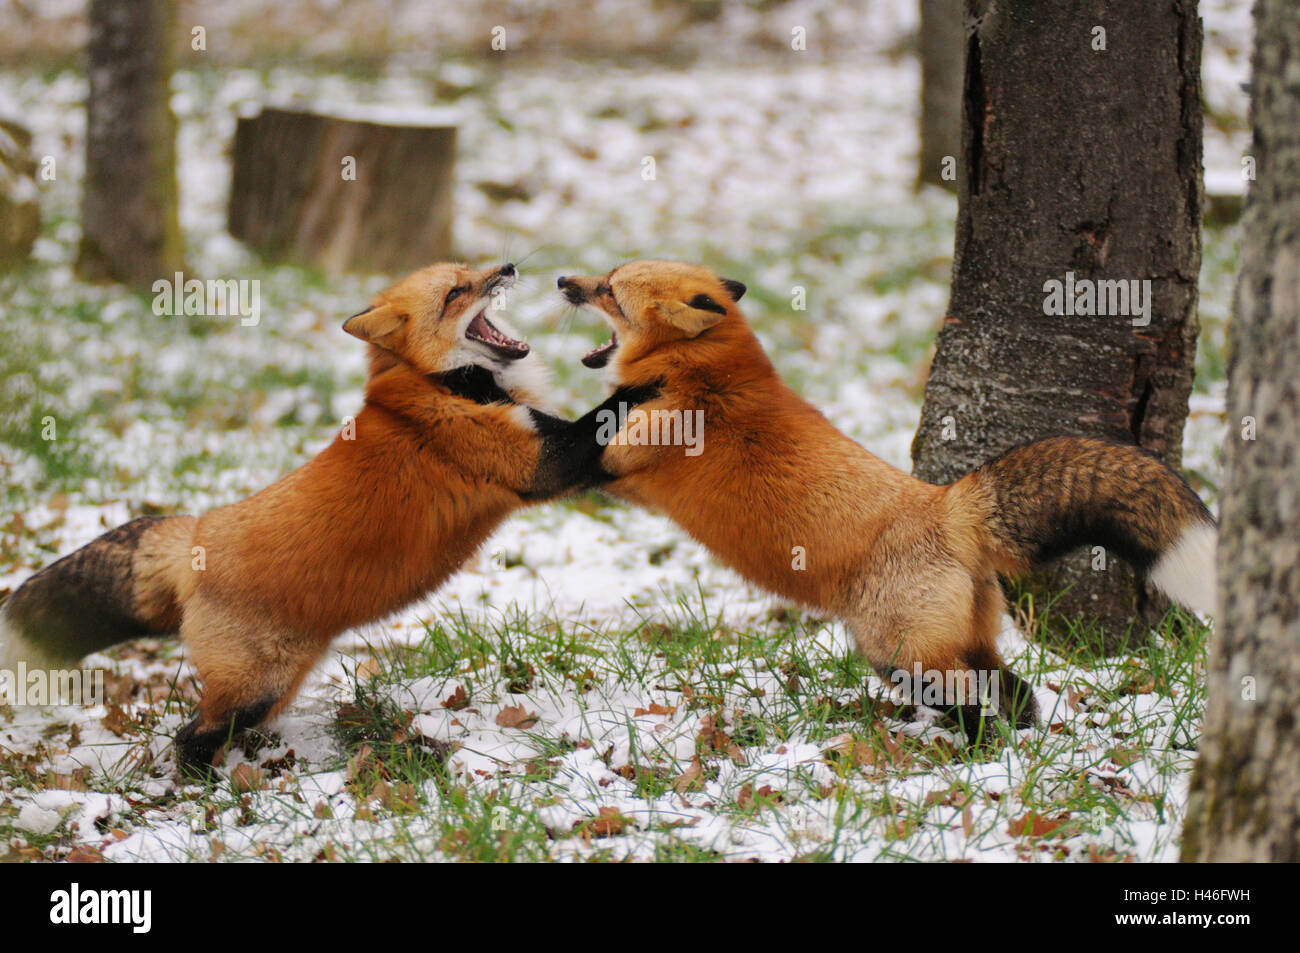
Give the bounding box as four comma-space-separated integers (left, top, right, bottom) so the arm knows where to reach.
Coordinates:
467, 312, 529, 360
581, 333, 617, 369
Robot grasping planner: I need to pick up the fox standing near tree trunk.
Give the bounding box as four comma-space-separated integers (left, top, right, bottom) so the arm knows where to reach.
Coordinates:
559, 259, 1216, 738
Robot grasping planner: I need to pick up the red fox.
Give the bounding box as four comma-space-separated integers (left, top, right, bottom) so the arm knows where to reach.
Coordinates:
0, 261, 654, 771
558, 260, 1217, 738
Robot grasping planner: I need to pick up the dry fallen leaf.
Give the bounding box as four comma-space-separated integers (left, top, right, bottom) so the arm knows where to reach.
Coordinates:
823, 733, 877, 768
100, 705, 134, 738
346, 743, 377, 787
696, 712, 731, 753
1007, 810, 1068, 839
578, 807, 628, 837
229, 763, 265, 794
1109, 746, 1144, 768
672, 755, 705, 793
495, 704, 539, 729
382, 781, 419, 813
633, 702, 677, 717
442, 685, 470, 710
1087, 845, 1135, 863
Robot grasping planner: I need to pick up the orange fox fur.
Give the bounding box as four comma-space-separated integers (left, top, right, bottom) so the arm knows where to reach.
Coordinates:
1, 262, 641, 770
559, 260, 1216, 736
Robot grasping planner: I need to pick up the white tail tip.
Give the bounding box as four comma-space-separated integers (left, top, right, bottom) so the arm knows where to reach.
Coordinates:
1149, 521, 1218, 617
0, 608, 64, 673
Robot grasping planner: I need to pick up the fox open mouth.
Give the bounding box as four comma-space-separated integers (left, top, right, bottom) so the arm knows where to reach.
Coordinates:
467, 311, 529, 361
581, 332, 618, 369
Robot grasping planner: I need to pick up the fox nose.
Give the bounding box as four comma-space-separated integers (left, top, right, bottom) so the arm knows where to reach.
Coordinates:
499, 262, 516, 276
557, 276, 585, 304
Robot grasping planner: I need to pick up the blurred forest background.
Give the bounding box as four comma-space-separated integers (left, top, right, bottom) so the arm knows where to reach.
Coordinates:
1, 0, 1284, 865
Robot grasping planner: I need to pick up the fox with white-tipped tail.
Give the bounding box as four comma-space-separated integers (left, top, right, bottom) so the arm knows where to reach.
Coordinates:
558, 259, 1218, 739
0, 261, 655, 773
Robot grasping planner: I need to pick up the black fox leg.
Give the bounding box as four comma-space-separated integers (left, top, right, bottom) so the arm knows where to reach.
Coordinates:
523, 382, 662, 498
174, 698, 276, 776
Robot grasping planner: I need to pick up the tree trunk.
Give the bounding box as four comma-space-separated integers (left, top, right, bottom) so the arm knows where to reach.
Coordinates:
1182, 0, 1300, 863
917, 0, 963, 192
227, 107, 456, 275
911, 0, 1203, 651
77, 0, 184, 286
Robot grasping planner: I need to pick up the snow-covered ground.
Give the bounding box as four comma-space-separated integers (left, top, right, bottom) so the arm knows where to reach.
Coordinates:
0, 0, 1248, 862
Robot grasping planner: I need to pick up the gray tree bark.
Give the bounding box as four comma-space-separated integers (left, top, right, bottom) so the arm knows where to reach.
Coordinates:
911, 0, 1204, 651
1182, 0, 1300, 863
917, 0, 963, 192
76, 0, 184, 286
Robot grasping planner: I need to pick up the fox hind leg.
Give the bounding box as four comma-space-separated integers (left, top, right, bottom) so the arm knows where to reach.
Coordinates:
174, 696, 278, 776
952, 576, 1039, 742
855, 570, 1038, 744
175, 601, 325, 776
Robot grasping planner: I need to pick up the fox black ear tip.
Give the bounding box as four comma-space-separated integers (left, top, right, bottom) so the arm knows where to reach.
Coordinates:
722, 278, 747, 302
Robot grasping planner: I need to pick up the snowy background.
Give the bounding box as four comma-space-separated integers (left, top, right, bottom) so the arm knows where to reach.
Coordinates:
0, 0, 1250, 861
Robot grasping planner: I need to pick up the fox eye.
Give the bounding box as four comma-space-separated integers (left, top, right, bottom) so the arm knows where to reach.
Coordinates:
686, 294, 726, 315
445, 285, 468, 305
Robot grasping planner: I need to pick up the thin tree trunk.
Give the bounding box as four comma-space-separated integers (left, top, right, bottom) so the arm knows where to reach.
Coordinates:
77, 0, 184, 285
917, 0, 963, 192
911, 0, 1203, 651
1182, 0, 1300, 863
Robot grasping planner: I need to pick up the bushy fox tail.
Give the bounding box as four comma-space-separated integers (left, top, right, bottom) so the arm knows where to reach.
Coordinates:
955, 436, 1217, 617
0, 515, 197, 673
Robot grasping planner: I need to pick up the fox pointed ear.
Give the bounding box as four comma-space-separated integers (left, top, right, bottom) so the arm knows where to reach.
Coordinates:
343, 304, 406, 345
667, 294, 728, 337
720, 278, 747, 302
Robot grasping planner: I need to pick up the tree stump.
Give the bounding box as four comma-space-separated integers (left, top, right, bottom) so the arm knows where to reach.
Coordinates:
227, 106, 456, 274
0, 118, 40, 267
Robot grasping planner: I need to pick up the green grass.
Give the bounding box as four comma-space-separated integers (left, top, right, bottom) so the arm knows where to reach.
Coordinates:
0, 579, 1212, 862
0, 57, 1232, 858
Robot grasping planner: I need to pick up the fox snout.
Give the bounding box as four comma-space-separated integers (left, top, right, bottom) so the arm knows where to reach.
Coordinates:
557, 275, 587, 305
491, 262, 517, 288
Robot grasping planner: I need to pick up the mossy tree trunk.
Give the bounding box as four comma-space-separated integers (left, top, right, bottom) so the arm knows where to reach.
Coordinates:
1182, 0, 1300, 863
77, 0, 184, 286
911, 0, 1203, 652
